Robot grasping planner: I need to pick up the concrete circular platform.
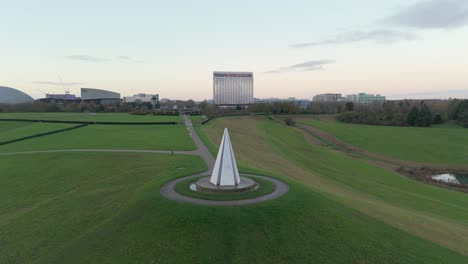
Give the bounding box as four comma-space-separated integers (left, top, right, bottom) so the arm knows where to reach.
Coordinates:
195, 176, 258, 193
160, 173, 289, 206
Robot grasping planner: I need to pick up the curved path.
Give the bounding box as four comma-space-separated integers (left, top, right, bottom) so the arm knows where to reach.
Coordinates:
160, 173, 289, 206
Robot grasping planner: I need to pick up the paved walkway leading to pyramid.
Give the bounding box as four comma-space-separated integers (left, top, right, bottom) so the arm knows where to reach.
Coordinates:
182, 115, 215, 173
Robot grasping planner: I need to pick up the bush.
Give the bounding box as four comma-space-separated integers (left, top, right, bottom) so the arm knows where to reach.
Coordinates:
457, 110, 468, 128
284, 117, 296, 126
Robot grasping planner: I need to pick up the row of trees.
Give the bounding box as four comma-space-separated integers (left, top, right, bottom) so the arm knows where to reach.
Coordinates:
0, 99, 200, 115
337, 99, 468, 127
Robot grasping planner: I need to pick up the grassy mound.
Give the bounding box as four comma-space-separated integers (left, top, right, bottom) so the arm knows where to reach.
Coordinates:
1, 152, 466, 263
299, 116, 468, 165
198, 116, 468, 256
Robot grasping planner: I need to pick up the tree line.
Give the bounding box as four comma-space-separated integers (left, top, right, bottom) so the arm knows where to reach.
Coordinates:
337, 99, 468, 127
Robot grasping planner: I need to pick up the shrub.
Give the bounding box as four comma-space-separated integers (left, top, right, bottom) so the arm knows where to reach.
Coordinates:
284, 117, 296, 126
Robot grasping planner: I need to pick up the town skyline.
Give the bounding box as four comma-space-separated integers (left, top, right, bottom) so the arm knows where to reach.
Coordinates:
2, 0, 468, 100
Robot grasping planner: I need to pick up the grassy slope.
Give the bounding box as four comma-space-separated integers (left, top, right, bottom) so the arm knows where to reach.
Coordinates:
300, 117, 468, 165
0, 124, 196, 151
199, 116, 468, 256
0, 121, 74, 142
0, 153, 465, 263
0, 112, 182, 122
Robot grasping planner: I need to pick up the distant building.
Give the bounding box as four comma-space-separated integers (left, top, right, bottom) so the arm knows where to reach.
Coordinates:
0, 86, 34, 104
347, 93, 386, 104
213, 71, 254, 105
313, 93, 343, 102
46, 93, 77, 100
81, 88, 121, 104
123, 93, 158, 103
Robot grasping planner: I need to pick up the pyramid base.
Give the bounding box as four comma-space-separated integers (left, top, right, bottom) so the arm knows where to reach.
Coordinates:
195, 176, 258, 193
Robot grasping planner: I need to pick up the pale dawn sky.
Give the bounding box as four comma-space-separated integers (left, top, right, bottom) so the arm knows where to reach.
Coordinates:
1, 0, 468, 100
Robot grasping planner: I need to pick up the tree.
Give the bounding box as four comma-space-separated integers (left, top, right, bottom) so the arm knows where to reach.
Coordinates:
433, 113, 443, 124
417, 103, 432, 127
456, 109, 468, 127
407, 107, 420, 126
345, 102, 354, 112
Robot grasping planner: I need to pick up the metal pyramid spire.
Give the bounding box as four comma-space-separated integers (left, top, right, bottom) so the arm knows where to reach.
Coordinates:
210, 128, 240, 186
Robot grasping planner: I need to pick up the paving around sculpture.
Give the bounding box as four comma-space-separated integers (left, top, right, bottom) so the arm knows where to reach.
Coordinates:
161, 120, 289, 206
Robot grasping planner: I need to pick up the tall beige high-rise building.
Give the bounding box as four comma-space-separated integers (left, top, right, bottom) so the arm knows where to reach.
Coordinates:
213, 72, 254, 105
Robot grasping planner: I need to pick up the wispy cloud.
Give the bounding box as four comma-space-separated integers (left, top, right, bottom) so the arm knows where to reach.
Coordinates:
266, 60, 335, 74
60, 55, 145, 63
385, 0, 468, 29
62, 55, 109, 62
292, 29, 419, 48
33, 81, 84, 86
116, 56, 145, 63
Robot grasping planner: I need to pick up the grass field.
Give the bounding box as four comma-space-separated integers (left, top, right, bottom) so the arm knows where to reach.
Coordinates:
0, 121, 75, 143
0, 112, 182, 122
1, 152, 466, 263
198, 116, 468, 256
298, 116, 468, 165
0, 124, 196, 151
187, 115, 206, 124
2, 114, 468, 263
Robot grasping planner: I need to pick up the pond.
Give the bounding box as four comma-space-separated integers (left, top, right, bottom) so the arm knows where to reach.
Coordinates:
432, 173, 468, 185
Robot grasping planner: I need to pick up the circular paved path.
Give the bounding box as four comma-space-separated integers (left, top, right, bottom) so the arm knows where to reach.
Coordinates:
160, 173, 289, 206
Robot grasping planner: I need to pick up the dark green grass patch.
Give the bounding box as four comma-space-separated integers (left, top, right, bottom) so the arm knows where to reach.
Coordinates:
300, 117, 468, 165
0, 112, 182, 122
0, 121, 74, 143
174, 175, 276, 201
0, 153, 466, 263
0, 124, 196, 151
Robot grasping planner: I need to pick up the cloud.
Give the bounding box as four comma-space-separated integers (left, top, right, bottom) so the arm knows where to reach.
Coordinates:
62, 55, 109, 62
292, 29, 419, 48
33, 81, 84, 86
116, 56, 145, 63
61, 55, 144, 63
266, 60, 335, 74
385, 0, 468, 29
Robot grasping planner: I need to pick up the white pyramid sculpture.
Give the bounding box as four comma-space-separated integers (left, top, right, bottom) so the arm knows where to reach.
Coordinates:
210, 128, 241, 186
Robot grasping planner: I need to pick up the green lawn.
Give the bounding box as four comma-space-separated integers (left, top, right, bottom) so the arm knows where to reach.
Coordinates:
0, 124, 196, 152
0, 121, 74, 143
0, 112, 182, 123
187, 115, 206, 125
198, 116, 468, 256
1, 152, 465, 263
300, 117, 468, 165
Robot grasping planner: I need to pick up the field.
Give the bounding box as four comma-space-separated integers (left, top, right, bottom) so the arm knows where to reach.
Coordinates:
0, 112, 182, 122
198, 116, 468, 256
1, 114, 468, 263
0, 121, 75, 143
1, 152, 466, 263
0, 124, 196, 151
298, 116, 468, 165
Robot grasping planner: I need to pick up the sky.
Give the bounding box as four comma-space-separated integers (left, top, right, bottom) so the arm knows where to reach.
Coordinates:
1, 0, 468, 100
